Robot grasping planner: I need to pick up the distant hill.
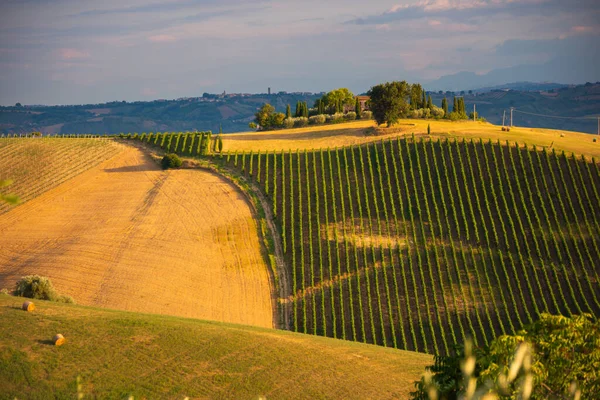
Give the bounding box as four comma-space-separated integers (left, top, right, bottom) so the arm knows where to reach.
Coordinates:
1, 84, 599, 135
0, 92, 321, 135
471, 82, 569, 93
429, 82, 600, 134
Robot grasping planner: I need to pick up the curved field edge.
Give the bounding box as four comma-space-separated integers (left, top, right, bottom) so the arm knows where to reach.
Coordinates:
0, 144, 274, 329
0, 294, 431, 399
138, 145, 290, 331
0, 138, 123, 215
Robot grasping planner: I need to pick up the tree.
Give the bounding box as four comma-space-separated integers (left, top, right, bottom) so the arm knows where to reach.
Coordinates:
217, 135, 223, 152
249, 122, 257, 130
255, 103, 275, 129
427, 123, 431, 135
286, 104, 292, 119
302, 101, 308, 118
15, 102, 22, 107
441, 97, 448, 117
422, 91, 427, 109
269, 112, 286, 128
410, 84, 423, 110
427, 95, 433, 110
295, 101, 301, 118
411, 314, 600, 400
453, 96, 458, 113
367, 81, 410, 127
355, 97, 361, 119
319, 88, 355, 111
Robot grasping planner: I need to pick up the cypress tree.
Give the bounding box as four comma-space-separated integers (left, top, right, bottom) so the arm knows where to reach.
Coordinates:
318, 99, 324, 114
453, 96, 458, 113
286, 104, 291, 119
459, 97, 465, 116
218, 135, 223, 153
442, 97, 448, 116
303, 101, 309, 118
422, 91, 427, 108
355, 97, 361, 118
295, 101, 301, 118
427, 95, 433, 109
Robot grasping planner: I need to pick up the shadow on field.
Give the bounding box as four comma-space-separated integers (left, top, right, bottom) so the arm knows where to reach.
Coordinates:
104, 165, 156, 173
36, 339, 56, 346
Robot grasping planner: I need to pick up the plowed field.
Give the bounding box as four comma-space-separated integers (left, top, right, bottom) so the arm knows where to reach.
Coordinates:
0, 146, 274, 328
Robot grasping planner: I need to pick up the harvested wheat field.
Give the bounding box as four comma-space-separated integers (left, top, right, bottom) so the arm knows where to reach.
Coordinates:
0, 145, 274, 328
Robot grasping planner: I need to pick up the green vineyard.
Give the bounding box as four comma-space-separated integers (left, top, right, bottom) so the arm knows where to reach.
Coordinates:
219, 137, 600, 354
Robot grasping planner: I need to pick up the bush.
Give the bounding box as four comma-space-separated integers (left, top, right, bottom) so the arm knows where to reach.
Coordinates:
423, 108, 431, 119
283, 118, 295, 129
361, 111, 373, 120
161, 153, 182, 169
294, 117, 309, 128
431, 106, 445, 118
448, 111, 462, 121
309, 114, 326, 125
327, 112, 345, 123
14, 275, 75, 303
344, 112, 357, 121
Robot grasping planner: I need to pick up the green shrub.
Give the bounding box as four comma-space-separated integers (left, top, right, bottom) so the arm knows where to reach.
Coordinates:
361, 111, 373, 120
293, 117, 309, 128
161, 153, 182, 169
344, 112, 357, 121
283, 118, 295, 129
309, 114, 326, 125
14, 275, 75, 303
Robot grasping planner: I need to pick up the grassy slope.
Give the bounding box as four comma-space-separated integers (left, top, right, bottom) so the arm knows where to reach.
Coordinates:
0, 295, 430, 399
222, 119, 600, 160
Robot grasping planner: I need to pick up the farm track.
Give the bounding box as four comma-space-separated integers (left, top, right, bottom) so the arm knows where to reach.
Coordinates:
0, 145, 274, 328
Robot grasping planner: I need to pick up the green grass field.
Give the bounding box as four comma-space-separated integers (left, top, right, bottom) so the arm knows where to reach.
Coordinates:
0, 294, 430, 399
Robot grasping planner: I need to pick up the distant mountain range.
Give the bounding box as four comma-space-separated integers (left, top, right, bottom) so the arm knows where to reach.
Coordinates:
426, 56, 600, 92
1, 83, 599, 135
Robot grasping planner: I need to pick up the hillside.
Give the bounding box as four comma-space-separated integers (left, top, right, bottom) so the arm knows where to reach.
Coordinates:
221, 119, 600, 161
0, 294, 431, 399
218, 135, 600, 354
429, 83, 600, 134
0, 93, 321, 135
0, 137, 123, 214
0, 144, 274, 328
1, 83, 599, 135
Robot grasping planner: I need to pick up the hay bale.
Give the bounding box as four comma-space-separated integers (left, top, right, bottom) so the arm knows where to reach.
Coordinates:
593, 138, 597, 143
53, 334, 65, 346
22, 301, 35, 312
560, 133, 565, 137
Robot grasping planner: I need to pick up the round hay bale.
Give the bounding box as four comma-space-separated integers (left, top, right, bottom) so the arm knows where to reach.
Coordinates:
22, 301, 35, 312
560, 133, 565, 137
593, 138, 596, 143
53, 334, 65, 346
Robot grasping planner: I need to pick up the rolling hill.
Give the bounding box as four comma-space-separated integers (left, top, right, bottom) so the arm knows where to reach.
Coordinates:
0, 294, 431, 399
1, 119, 599, 396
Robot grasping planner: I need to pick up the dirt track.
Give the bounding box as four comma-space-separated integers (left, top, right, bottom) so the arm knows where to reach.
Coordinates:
0, 146, 274, 328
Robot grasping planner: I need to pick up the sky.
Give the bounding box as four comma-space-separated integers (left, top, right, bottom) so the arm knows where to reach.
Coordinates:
0, 0, 599, 105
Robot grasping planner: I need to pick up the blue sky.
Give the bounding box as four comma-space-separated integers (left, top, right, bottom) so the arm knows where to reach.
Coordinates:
1, 0, 599, 105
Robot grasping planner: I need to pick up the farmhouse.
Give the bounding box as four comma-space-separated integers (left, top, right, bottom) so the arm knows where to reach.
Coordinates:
344, 95, 370, 113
